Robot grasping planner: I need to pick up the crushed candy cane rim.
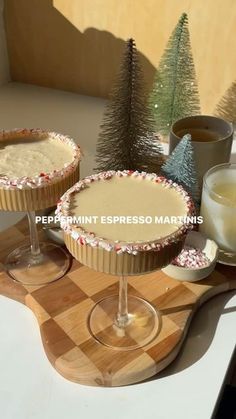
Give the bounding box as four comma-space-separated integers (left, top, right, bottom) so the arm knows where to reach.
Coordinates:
0, 128, 81, 190
56, 170, 196, 255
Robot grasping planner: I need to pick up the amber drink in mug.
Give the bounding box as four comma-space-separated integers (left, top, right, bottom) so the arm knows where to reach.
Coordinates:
170, 115, 233, 194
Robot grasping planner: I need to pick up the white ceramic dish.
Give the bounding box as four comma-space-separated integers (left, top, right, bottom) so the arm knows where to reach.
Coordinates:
44, 225, 64, 245
43, 208, 64, 245
162, 231, 219, 282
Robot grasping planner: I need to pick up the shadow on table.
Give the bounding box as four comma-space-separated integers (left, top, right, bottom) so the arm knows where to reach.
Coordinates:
144, 290, 236, 382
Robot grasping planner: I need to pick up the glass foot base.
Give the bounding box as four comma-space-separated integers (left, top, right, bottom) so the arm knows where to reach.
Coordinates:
88, 295, 161, 350
6, 242, 70, 285
218, 249, 236, 266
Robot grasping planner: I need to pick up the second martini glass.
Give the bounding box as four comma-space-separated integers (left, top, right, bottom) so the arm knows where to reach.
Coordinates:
0, 128, 81, 285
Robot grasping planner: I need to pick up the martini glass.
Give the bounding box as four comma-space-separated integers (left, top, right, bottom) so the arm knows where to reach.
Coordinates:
64, 232, 184, 351
88, 274, 162, 350
60, 170, 194, 351
5, 210, 71, 285
0, 128, 80, 285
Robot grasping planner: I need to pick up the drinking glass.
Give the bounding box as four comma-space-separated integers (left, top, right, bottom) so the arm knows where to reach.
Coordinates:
200, 163, 236, 265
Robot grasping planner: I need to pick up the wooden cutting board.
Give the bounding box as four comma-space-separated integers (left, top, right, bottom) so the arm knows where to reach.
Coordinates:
0, 217, 235, 387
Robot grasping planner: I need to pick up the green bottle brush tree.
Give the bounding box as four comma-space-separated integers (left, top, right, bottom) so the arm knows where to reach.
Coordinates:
95, 38, 163, 174
149, 13, 201, 140
161, 134, 199, 204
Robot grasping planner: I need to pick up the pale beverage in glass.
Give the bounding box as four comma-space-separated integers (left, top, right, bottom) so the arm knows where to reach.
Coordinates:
200, 163, 236, 265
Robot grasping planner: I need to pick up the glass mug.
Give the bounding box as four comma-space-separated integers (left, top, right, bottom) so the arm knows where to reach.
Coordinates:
170, 115, 233, 195
200, 163, 236, 265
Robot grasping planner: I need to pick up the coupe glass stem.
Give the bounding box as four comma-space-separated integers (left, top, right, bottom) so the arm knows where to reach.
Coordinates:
27, 211, 41, 257
116, 276, 129, 328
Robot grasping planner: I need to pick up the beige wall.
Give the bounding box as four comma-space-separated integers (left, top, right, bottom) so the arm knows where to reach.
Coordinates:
0, 0, 9, 86
4, 0, 236, 113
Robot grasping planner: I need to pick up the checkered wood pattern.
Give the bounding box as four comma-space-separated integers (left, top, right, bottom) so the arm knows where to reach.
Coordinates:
0, 217, 235, 386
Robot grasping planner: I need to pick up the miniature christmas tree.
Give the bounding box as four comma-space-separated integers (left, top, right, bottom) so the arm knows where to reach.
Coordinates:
161, 134, 199, 203
149, 13, 201, 139
95, 38, 163, 173
215, 81, 236, 124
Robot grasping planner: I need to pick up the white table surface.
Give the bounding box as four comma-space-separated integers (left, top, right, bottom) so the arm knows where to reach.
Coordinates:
0, 82, 235, 419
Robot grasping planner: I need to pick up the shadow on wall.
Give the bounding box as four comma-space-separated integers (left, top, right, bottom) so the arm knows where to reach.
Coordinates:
0, 0, 9, 85
3, 0, 156, 98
